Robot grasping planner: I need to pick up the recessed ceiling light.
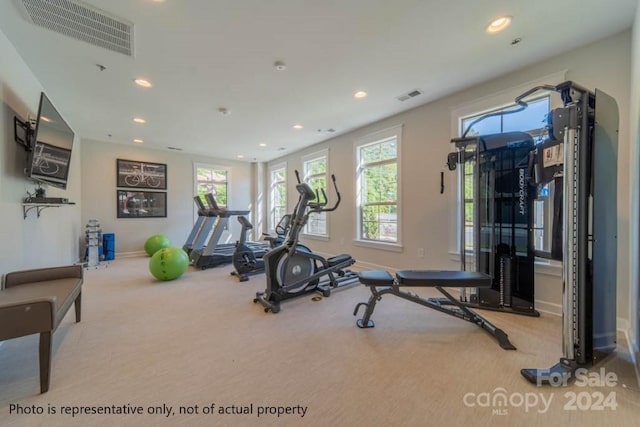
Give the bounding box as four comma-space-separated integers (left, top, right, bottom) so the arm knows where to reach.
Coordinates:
133, 117, 146, 124
134, 78, 152, 88
237, 155, 244, 159
274, 61, 287, 71
133, 138, 143, 143
259, 143, 267, 147
354, 91, 367, 99
486, 15, 512, 34
40, 116, 51, 122
292, 124, 303, 130
218, 107, 230, 115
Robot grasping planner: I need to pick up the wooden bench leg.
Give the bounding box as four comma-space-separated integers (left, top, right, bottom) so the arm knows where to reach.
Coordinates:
74, 291, 82, 322
39, 331, 52, 393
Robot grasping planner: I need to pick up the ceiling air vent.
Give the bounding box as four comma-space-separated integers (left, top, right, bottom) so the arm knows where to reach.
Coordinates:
20, 0, 134, 56
396, 89, 423, 102
167, 147, 183, 151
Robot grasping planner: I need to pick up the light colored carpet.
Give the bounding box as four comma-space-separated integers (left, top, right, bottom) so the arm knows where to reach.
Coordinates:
0, 257, 638, 426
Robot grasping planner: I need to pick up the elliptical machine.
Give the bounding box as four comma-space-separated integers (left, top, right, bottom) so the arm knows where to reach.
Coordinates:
231, 214, 306, 282
254, 172, 359, 313
230, 186, 310, 283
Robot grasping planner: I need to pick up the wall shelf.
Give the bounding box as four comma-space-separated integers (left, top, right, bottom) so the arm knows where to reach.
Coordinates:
22, 202, 75, 219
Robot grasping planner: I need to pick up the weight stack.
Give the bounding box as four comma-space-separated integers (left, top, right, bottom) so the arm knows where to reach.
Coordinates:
499, 255, 513, 308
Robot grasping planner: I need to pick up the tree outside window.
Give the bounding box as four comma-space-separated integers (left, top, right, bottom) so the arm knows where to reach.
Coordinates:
195, 165, 228, 207
357, 137, 398, 243
303, 154, 328, 236
269, 166, 287, 232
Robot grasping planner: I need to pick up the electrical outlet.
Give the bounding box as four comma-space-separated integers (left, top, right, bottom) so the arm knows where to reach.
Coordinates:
417, 248, 424, 258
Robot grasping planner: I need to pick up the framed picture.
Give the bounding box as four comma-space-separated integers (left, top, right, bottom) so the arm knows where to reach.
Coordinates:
117, 190, 167, 218
117, 159, 167, 190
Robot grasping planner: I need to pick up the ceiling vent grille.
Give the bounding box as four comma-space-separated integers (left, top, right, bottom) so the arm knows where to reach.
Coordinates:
20, 0, 134, 56
396, 89, 423, 102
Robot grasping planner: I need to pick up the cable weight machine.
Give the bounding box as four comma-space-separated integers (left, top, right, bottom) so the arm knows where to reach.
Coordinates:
519, 81, 618, 383
449, 80, 618, 382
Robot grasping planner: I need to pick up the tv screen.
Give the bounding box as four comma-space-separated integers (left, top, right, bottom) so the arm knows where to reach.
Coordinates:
28, 93, 74, 189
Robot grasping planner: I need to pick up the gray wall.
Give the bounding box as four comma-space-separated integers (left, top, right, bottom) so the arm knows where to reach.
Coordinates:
629, 0, 640, 360
268, 30, 632, 324
0, 28, 82, 275
80, 140, 253, 255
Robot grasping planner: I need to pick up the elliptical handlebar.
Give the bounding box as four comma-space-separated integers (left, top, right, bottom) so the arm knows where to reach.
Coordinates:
302, 174, 341, 214
284, 172, 343, 250
320, 174, 341, 213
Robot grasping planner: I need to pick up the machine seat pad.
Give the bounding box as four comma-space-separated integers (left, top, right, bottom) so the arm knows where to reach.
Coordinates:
327, 254, 353, 267
396, 270, 492, 288
358, 270, 395, 286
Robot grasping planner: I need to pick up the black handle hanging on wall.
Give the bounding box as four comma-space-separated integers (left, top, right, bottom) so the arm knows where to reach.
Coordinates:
440, 171, 444, 194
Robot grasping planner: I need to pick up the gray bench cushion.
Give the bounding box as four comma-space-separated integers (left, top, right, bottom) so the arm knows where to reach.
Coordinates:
0, 278, 81, 337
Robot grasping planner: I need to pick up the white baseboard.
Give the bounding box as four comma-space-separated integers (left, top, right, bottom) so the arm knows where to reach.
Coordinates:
534, 300, 562, 317
617, 317, 630, 332
622, 329, 640, 387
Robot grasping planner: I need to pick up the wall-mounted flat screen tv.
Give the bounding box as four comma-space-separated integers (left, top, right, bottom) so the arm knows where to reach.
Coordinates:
27, 92, 75, 189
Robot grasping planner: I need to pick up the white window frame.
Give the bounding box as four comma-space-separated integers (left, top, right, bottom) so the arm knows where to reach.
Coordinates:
268, 162, 287, 233
354, 124, 403, 252
302, 149, 329, 240
449, 71, 566, 273
193, 162, 230, 219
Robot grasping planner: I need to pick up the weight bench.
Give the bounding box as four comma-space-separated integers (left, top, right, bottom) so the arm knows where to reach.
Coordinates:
353, 270, 516, 350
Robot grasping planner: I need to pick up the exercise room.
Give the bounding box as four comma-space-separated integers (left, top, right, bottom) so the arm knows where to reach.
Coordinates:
1, 0, 639, 425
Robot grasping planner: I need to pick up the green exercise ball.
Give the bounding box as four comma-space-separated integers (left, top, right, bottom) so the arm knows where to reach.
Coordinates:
144, 234, 171, 256
149, 247, 189, 281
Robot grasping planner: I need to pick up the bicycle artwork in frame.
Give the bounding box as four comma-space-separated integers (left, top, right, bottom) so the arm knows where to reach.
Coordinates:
117, 159, 167, 190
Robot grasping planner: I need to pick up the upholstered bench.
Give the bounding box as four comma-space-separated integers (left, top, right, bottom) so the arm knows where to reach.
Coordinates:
0, 265, 83, 393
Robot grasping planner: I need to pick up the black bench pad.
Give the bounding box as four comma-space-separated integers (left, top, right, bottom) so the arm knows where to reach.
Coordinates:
397, 270, 491, 288
358, 270, 394, 286
328, 254, 353, 267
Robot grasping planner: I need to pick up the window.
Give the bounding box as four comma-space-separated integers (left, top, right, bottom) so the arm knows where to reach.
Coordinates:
356, 126, 401, 246
194, 164, 229, 207
459, 96, 551, 254
269, 164, 287, 232
303, 151, 328, 237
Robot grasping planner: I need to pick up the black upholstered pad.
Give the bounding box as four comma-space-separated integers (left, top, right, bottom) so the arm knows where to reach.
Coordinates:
328, 254, 353, 267
358, 270, 394, 286
396, 270, 491, 288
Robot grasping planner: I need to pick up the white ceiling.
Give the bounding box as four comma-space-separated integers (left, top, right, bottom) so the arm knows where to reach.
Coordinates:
0, 0, 636, 162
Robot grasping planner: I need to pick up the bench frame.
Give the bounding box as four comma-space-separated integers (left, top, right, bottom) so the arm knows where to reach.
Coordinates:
353, 270, 516, 350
